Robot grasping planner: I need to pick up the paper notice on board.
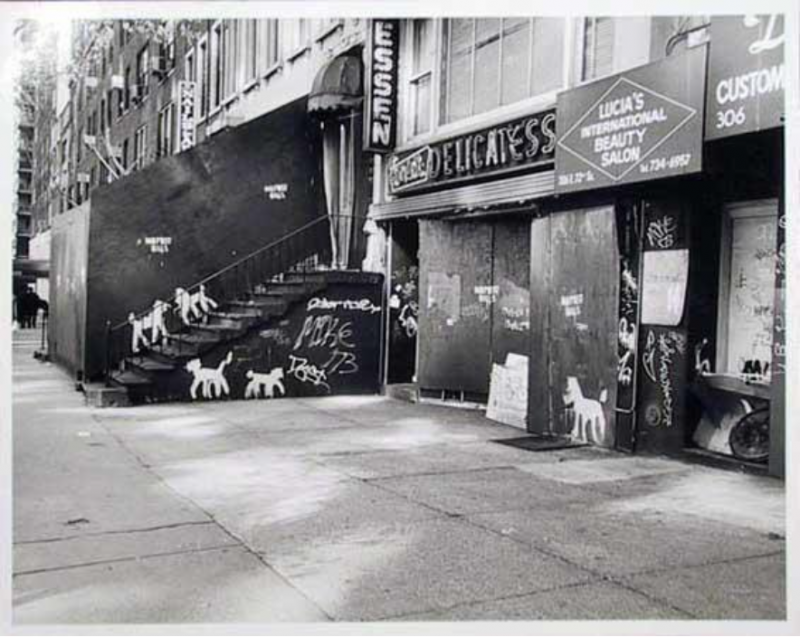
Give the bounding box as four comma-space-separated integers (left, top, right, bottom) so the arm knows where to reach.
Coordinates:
487, 354, 529, 429
641, 249, 689, 326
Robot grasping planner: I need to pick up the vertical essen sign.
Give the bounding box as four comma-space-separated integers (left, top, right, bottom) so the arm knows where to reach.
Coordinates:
555, 47, 705, 193
178, 81, 197, 152
364, 19, 399, 153
706, 15, 785, 140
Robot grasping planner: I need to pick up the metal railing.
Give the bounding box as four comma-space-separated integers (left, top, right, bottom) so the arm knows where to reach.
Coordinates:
104, 214, 346, 380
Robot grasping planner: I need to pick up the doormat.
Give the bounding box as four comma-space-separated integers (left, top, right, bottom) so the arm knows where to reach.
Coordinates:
493, 435, 589, 452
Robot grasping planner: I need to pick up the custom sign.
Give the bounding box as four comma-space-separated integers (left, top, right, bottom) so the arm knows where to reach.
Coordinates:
706, 15, 785, 140
387, 109, 556, 196
364, 19, 400, 153
555, 47, 705, 193
178, 81, 197, 152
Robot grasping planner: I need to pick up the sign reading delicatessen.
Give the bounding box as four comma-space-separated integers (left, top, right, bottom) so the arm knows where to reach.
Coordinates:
555, 46, 706, 194
387, 109, 556, 196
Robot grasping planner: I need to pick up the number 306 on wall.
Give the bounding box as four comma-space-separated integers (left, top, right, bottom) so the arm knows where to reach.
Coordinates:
715, 106, 746, 129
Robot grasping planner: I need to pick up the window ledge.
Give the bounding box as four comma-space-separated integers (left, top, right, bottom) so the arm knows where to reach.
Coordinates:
315, 22, 343, 42
242, 78, 259, 95
262, 62, 282, 80
286, 44, 310, 63
221, 92, 238, 108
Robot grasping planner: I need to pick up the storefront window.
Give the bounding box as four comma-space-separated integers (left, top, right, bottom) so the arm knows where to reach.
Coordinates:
717, 202, 778, 382
440, 18, 564, 125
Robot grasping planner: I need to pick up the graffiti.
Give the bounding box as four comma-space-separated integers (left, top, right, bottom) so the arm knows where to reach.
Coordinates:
694, 338, 712, 375
643, 330, 657, 383
740, 359, 770, 381
175, 284, 218, 325
186, 351, 232, 400
288, 354, 330, 391
138, 236, 173, 254
743, 14, 784, 53
259, 328, 292, 347
655, 331, 686, 427
323, 349, 359, 375
474, 285, 499, 305
307, 297, 381, 314
128, 299, 170, 353
244, 367, 286, 399
398, 302, 418, 338
646, 215, 677, 249
263, 183, 289, 200
563, 376, 608, 445
461, 303, 487, 320
620, 260, 639, 315
502, 306, 530, 332
560, 293, 584, 318
617, 317, 637, 385
293, 315, 354, 351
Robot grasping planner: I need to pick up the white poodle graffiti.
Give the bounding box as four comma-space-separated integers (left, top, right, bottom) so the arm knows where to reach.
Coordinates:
175, 284, 218, 325
563, 376, 608, 445
185, 351, 233, 400
128, 299, 171, 353
244, 368, 286, 399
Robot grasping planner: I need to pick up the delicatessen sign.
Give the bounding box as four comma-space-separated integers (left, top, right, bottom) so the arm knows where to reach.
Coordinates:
555, 47, 705, 193
178, 81, 197, 152
387, 109, 556, 195
706, 15, 784, 140
364, 19, 400, 153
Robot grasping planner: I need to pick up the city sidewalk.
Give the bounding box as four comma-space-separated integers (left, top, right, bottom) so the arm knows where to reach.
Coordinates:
12, 328, 786, 624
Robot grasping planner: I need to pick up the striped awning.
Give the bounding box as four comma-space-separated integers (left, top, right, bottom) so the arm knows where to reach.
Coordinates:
369, 170, 555, 221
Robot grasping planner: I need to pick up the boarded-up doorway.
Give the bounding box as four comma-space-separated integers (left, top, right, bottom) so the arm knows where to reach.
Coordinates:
529, 206, 619, 447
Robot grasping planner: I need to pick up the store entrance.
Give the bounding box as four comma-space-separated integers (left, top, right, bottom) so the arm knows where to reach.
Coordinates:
386, 219, 419, 384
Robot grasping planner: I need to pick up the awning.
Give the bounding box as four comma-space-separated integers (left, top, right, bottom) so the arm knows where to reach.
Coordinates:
369, 170, 555, 221
308, 54, 363, 114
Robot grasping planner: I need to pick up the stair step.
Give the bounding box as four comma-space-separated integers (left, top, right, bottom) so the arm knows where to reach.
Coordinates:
192, 323, 242, 335
127, 356, 176, 373
109, 370, 152, 387
171, 331, 220, 344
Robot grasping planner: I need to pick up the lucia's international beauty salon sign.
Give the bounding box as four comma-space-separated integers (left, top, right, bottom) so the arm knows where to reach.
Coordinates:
555, 47, 706, 193
706, 15, 784, 140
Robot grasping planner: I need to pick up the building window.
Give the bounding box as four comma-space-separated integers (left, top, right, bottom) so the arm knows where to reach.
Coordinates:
409, 19, 435, 136
135, 44, 150, 102
440, 18, 565, 125
157, 103, 175, 158
210, 22, 223, 110
283, 19, 309, 58
134, 125, 147, 170
258, 19, 280, 72
121, 137, 129, 170
124, 65, 131, 111
582, 17, 615, 81
156, 21, 176, 77
242, 19, 258, 84
717, 202, 779, 382
197, 38, 209, 118
222, 20, 239, 99
185, 49, 196, 82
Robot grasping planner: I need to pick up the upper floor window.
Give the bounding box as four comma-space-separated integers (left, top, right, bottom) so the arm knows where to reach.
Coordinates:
409, 20, 435, 136
582, 17, 615, 81
440, 18, 565, 125
283, 19, 309, 58
210, 22, 223, 110
157, 103, 175, 158
242, 19, 258, 84
156, 21, 176, 76
259, 19, 280, 71
135, 44, 150, 100
134, 125, 147, 170
197, 37, 209, 118
222, 20, 239, 99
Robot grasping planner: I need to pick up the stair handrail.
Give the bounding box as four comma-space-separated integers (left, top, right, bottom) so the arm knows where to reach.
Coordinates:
108, 214, 332, 333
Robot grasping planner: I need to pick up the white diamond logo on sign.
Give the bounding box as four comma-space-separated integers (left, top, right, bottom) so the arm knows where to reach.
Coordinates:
558, 77, 697, 183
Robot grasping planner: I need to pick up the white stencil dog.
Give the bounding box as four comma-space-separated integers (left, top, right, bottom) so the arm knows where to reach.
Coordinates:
244, 368, 286, 399
175, 285, 217, 325
563, 376, 608, 444
185, 351, 233, 400
128, 300, 171, 353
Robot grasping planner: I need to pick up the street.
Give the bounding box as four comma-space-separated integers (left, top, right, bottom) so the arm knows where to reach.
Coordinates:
12, 328, 786, 624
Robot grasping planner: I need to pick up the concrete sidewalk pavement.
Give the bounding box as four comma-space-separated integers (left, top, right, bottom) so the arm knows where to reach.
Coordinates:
12, 328, 786, 624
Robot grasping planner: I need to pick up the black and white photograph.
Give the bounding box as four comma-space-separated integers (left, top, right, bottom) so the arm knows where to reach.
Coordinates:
1, 1, 796, 632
